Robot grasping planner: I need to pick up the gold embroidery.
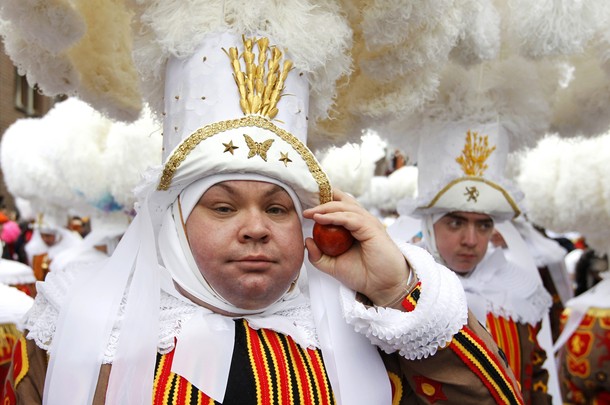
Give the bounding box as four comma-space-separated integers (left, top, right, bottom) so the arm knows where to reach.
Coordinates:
222, 140, 239, 155
225, 36, 293, 119
563, 307, 610, 318
532, 380, 548, 393
421, 383, 436, 396
571, 335, 585, 354
464, 186, 479, 202
279, 152, 292, 167
422, 177, 521, 217
456, 130, 496, 176
157, 116, 332, 204
244, 134, 274, 161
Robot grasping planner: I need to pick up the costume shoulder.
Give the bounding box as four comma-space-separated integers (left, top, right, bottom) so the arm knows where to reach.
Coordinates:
23, 267, 200, 360
382, 311, 524, 404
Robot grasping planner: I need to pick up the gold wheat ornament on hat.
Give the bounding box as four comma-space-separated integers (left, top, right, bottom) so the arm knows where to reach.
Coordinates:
456, 130, 497, 177
454, 130, 497, 204
226, 36, 293, 120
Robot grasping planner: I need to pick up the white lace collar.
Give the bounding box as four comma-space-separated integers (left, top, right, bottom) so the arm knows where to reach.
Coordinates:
23, 267, 318, 364
459, 248, 552, 325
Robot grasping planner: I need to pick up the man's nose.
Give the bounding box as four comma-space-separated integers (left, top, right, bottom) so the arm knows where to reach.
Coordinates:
238, 211, 270, 242
461, 225, 478, 246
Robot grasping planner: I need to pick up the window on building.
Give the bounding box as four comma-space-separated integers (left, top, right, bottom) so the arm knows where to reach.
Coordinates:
14, 69, 42, 116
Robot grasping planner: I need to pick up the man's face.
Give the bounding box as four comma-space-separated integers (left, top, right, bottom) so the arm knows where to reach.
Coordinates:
185, 180, 304, 310
433, 211, 494, 274
40, 232, 57, 247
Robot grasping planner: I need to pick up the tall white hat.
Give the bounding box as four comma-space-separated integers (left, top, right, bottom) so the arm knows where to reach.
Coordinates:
399, 120, 522, 221
155, 32, 331, 213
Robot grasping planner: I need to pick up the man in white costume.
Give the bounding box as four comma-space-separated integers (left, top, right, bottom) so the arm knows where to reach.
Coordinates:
2, 33, 524, 405
398, 121, 554, 404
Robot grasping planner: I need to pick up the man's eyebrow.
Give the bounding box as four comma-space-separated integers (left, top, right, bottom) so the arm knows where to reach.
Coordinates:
213, 183, 285, 198
445, 213, 467, 221
263, 184, 286, 198
213, 183, 237, 195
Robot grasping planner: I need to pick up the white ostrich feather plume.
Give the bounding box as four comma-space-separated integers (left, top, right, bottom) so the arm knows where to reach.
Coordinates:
131, 0, 352, 131
104, 109, 162, 210
551, 49, 610, 137
0, 18, 79, 96
385, 166, 419, 212
0, 114, 84, 213
0, 2, 142, 122
380, 56, 560, 154
517, 134, 610, 254
357, 176, 392, 212
48, 98, 114, 211
509, 0, 610, 58
0, 0, 85, 54
450, 0, 500, 66
14, 198, 35, 222
317, 131, 387, 198
49, 99, 162, 217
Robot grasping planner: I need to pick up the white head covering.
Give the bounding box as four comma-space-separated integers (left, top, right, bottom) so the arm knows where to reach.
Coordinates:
159, 173, 305, 316
420, 213, 447, 265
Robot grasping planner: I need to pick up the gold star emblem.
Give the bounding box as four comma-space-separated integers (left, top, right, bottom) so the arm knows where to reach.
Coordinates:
222, 140, 239, 155
464, 186, 479, 202
243, 134, 274, 161
279, 152, 292, 167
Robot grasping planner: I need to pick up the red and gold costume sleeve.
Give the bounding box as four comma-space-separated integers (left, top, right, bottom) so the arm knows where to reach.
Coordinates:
559, 307, 610, 405
1, 334, 47, 405
486, 315, 552, 405
382, 311, 525, 405
400, 282, 422, 312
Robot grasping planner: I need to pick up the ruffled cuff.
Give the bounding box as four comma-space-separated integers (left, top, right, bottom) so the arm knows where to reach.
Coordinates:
340, 242, 468, 360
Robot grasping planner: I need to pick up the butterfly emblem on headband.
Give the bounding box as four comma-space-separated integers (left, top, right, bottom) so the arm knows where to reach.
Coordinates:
244, 134, 274, 161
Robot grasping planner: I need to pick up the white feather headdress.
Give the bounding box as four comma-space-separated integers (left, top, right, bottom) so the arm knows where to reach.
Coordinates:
516, 134, 610, 255
317, 131, 387, 198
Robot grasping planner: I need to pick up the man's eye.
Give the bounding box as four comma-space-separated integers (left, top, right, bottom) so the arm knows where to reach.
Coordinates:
479, 222, 493, 231
214, 206, 233, 213
267, 206, 287, 215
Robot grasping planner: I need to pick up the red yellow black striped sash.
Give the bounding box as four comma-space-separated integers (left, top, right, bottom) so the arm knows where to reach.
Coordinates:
486, 314, 523, 385
449, 325, 524, 405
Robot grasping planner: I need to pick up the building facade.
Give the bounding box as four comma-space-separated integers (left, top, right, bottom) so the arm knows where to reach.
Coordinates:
1, 40, 57, 216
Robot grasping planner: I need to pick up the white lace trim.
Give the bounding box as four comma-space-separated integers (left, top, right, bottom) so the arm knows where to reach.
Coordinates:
273, 304, 319, 348
485, 283, 552, 326
25, 268, 198, 361
24, 266, 319, 362
23, 271, 75, 347
460, 250, 553, 326
340, 242, 468, 360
